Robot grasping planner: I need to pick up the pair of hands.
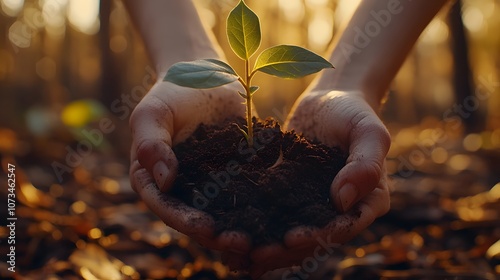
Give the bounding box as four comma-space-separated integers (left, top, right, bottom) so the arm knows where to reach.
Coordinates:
129, 80, 390, 278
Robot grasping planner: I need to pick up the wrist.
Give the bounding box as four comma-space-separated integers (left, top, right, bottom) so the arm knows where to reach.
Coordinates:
310, 71, 386, 112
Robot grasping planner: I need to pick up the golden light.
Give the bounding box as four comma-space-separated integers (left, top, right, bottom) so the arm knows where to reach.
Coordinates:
410, 233, 424, 248
463, 133, 482, 152
61, 101, 92, 127
431, 80, 453, 107
278, 0, 305, 23
88, 228, 102, 239
1, 0, 24, 16
355, 248, 365, 257
20, 182, 42, 206
420, 18, 449, 45
71, 201, 87, 214
335, 0, 361, 26
120, 265, 135, 277
308, 12, 333, 51
448, 154, 471, 171
395, 128, 417, 147
431, 147, 448, 164
61, 99, 104, 128
100, 177, 120, 194
305, 0, 328, 8
42, 0, 67, 37
160, 233, 172, 245
490, 183, 500, 199
99, 234, 118, 247
67, 0, 99, 35
9, 20, 31, 49
462, 6, 485, 33
80, 267, 100, 280
180, 267, 192, 278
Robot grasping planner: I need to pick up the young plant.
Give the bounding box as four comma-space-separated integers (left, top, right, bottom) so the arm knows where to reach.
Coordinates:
164, 0, 333, 147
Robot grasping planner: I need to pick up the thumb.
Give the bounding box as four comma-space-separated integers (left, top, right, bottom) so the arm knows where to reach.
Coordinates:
130, 94, 178, 192
331, 112, 390, 212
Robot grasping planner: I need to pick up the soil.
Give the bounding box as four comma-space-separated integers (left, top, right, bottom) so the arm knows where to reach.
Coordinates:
171, 117, 348, 245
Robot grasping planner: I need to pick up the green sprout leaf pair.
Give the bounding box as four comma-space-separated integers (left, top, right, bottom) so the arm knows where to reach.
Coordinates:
164, 0, 333, 147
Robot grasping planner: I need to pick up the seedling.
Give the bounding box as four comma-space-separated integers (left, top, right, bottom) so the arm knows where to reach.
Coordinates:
164, 0, 333, 147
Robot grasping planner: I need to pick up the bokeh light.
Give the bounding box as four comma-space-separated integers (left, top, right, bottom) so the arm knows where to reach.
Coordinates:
1, 0, 24, 16
67, 0, 99, 35
61, 99, 105, 128
1, 1, 499, 279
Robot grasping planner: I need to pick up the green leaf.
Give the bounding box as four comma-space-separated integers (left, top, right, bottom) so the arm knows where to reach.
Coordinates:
238, 91, 247, 98
233, 123, 249, 140
227, 0, 261, 60
249, 86, 259, 94
254, 45, 333, 79
164, 59, 239, 88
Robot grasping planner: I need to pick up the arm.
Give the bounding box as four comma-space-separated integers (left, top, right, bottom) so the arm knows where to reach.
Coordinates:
315, 0, 449, 108
124, 0, 249, 257
123, 0, 224, 78
288, 0, 450, 213
256, 1, 450, 277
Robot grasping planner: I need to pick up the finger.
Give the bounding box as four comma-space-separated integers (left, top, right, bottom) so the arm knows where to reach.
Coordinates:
332, 112, 390, 212
131, 158, 253, 253
130, 161, 213, 236
205, 230, 252, 255
248, 185, 389, 279
130, 91, 178, 192
285, 181, 389, 249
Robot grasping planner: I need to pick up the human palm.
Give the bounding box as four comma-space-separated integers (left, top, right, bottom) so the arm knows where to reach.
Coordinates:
129, 81, 252, 254
242, 90, 391, 277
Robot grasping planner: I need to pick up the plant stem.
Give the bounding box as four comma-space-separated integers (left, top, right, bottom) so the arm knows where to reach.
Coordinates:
244, 59, 254, 147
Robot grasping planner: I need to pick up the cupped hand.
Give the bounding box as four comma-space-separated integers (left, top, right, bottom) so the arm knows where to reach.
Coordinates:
246, 90, 391, 278
129, 80, 251, 254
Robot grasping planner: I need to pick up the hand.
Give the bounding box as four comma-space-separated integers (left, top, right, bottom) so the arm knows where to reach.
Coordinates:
129, 80, 251, 254
246, 90, 391, 278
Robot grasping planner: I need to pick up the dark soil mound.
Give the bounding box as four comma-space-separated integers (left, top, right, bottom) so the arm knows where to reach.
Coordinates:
171, 117, 347, 245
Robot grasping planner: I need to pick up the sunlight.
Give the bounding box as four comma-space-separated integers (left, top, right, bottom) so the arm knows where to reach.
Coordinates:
42, 0, 67, 36
420, 18, 449, 45
1, 0, 24, 16
278, 0, 304, 23
335, 0, 361, 27
305, 0, 328, 8
67, 0, 99, 35
463, 6, 485, 33
308, 11, 333, 50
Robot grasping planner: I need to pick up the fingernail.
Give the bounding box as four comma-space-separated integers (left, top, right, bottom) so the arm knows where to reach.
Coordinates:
153, 161, 169, 191
338, 184, 358, 212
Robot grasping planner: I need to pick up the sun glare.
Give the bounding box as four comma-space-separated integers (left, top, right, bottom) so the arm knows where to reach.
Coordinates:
67, 0, 100, 35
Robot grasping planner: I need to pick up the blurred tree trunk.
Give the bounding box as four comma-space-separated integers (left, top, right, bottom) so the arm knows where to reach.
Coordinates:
99, 0, 121, 107
449, 0, 484, 133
